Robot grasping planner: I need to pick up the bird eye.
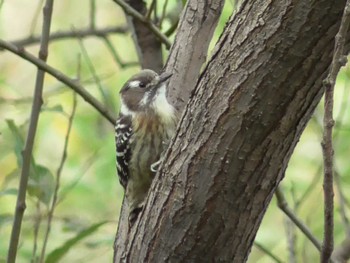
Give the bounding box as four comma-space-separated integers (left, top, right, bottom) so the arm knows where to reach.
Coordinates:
139, 82, 146, 88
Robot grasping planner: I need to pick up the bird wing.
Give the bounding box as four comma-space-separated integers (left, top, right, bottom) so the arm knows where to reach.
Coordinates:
115, 114, 133, 189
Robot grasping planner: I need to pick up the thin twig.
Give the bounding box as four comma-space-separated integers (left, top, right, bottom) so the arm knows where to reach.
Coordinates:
285, 217, 297, 263
275, 187, 322, 252
164, 18, 179, 37
7, 26, 127, 48
0, 39, 116, 124
29, 0, 44, 35
146, 0, 156, 21
285, 187, 297, 263
101, 36, 139, 68
55, 152, 98, 205
159, 0, 169, 28
321, 2, 350, 262
31, 201, 42, 263
90, 0, 96, 29
7, 1, 55, 262
254, 241, 284, 263
295, 165, 322, 208
76, 32, 109, 107
0, 0, 4, 11
112, 0, 171, 49
0, 71, 119, 105
39, 92, 77, 263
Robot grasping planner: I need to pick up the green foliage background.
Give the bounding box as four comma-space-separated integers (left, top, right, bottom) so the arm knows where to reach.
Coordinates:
0, 0, 349, 262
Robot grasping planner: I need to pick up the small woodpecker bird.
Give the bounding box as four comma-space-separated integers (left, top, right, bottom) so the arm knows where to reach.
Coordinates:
115, 69, 178, 223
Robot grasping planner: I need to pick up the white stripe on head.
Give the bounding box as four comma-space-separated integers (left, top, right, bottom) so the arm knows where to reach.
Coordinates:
128, 80, 141, 88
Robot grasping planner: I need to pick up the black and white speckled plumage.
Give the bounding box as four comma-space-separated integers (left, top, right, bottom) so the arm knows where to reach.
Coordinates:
115, 114, 132, 189
115, 69, 177, 223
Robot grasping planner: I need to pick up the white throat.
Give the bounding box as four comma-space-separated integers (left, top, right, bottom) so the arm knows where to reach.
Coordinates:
152, 84, 175, 123
120, 99, 135, 117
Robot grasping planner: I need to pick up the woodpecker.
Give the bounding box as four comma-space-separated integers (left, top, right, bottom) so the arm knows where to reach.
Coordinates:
115, 69, 178, 223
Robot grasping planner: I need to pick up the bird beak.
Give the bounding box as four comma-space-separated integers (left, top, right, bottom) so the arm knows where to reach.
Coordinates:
159, 72, 173, 83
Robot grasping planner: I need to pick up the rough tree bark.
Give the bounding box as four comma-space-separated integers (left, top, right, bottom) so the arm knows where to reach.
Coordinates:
165, 0, 225, 110
114, 0, 347, 261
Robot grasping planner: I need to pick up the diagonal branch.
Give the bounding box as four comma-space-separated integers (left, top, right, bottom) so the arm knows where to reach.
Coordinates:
0, 39, 116, 124
112, 0, 171, 49
275, 188, 322, 252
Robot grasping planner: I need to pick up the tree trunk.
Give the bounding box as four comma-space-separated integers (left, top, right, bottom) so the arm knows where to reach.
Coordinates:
125, 0, 163, 71
114, 0, 347, 261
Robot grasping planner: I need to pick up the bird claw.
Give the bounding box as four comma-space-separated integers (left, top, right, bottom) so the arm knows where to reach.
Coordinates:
151, 159, 162, 172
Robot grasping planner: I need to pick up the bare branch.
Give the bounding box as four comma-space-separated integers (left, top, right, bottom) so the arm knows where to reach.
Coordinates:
0, 0, 4, 11
159, 0, 169, 28
275, 188, 322, 252
253, 242, 284, 263
40, 92, 77, 263
76, 33, 109, 107
29, 0, 45, 35
0, 39, 116, 124
90, 0, 96, 29
7, 1, 55, 262
145, 0, 156, 20
31, 201, 42, 262
101, 36, 139, 68
321, 1, 350, 262
112, 0, 171, 49
7, 26, 127, 48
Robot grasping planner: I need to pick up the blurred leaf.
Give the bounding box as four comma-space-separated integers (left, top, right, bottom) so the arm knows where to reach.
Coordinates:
85, 237, 113, 248
42, 105, 65, 114
6, 119, 24, 167
62, 217, 88, 233
0, 188, 18, 197
2, 169, 19, 189
28, 165, 55, 206
45, 221, 108, 263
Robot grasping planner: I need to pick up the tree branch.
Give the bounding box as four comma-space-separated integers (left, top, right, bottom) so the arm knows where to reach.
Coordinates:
39, 92, 77, 263
321, 1, 350, 262
275, 188, 322, 252
7, 1, 55, 262
112, 0, 171, 49
165, 0, 225, 111
254, 241, 284, 263
119, 0, 163, 71
0, 39, 116, 124
6, 26, 127, 48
